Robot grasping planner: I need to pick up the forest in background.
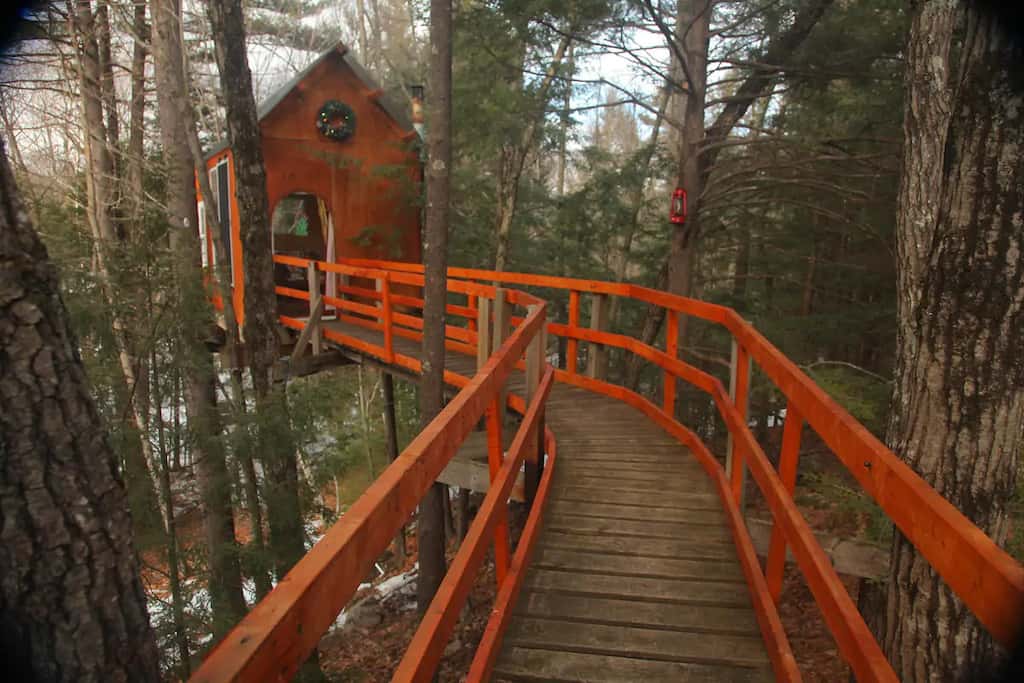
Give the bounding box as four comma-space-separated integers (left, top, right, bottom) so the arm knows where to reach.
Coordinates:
1, 0, 1021, 681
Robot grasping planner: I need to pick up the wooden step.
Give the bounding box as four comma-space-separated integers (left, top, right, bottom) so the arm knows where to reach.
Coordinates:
546, 499, 726, 525
540, 530, 739, 562
503, 617, 771, 668
494, 647, 775, 683
530, 546, 745, 583
514, 592, 762, 637
523, 568, 754, 608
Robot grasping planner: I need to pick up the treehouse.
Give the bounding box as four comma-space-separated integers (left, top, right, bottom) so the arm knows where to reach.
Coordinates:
197, 42, 422, 320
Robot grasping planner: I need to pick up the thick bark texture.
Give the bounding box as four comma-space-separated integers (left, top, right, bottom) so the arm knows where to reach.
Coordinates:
152, 0, 248, 632
864, 3, 1024, 680
418, 0, 453, 615
0, 140, 160, 682
206, 0, 307, 584
381, 372, 407, 561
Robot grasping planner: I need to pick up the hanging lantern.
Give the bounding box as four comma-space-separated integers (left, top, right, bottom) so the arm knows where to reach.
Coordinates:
670, 187, 687, 224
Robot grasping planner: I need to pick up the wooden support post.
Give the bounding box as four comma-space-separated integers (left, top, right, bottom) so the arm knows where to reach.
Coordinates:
485, 395, 510, 586
476, 297, 492, 371
663, 310, 679, 416
382, 372, 406, 563
467, 294, 478, 332
766, 402, 804, 603
725, 339, 752, 507
492, 288, 510, 429
381, 274, 394, 362
307, 263, 322, 355
586, 293, 608, 380
523, 305, 544, 507
566, 290, 579, 374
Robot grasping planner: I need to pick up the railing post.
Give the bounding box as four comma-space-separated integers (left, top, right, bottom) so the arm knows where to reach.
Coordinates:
486, 394, 510, 586
725, 339, 751, 506
566, 290, 579, 374
766, 402, 804, 603
524, 304, 544, 508
467, 294, 478, 332
381, 273, 394, 362
586, 292, 608, 380
663, 309, 679, 416
307, 263, 322, 355
492, 288, 510, 430
476, 296, 492, 370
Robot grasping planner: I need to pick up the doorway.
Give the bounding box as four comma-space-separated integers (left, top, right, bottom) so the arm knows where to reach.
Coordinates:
272, 192, 334, 317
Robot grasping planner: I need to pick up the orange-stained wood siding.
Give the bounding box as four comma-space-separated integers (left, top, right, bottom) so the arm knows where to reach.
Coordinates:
200, 49, 422, 324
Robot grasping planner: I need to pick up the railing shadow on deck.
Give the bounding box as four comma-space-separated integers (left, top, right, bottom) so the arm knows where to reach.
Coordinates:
193, 255, 1024, 683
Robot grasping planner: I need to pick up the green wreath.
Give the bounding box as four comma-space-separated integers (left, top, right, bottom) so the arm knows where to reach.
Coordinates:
316, 100, 356, 142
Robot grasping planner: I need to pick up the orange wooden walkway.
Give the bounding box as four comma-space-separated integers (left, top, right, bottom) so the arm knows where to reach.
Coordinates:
191, 257, 1024, 683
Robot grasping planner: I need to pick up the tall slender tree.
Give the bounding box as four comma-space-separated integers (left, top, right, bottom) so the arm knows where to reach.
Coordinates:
0, 138, 160, 682
417, 0, 453, 615
862, 3, 1024, 679
152, 0, 247, 635
205, 0, 307, 584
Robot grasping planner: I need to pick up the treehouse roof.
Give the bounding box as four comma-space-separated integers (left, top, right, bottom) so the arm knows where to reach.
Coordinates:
204, 42, 413, 160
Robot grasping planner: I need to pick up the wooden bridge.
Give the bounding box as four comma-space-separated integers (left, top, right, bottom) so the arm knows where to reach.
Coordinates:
192, 257, 1024, 682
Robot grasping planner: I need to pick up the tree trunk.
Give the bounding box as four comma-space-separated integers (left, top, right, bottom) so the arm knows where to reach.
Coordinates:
152, 0, 248, 634
125, 0, 147, 237
151, 353, 191, 677
418, 0, 453, 616
0, 138, 160, 683
860, 4, 1024, 680
69, 0, 169, 532
206, 0, 308, 586
627, 0, 834, 385
381, 372, 407, 561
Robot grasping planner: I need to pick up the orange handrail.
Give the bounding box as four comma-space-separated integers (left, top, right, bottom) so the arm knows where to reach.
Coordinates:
339, 257, 1024, 678
191, 257, 550, 682
196, 255, 1024, 682
394, 368, 555, 681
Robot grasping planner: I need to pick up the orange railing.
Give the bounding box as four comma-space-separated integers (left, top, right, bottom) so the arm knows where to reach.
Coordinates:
195, 256, 1024, 683
192, 256, 554, 682
332, 257, 1024, 683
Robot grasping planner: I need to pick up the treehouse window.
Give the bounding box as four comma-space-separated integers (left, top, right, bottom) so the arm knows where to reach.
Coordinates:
207, 159, 234, 284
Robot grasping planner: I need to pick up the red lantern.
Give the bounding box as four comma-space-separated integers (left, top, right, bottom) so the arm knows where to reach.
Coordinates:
670, 187, 687, 224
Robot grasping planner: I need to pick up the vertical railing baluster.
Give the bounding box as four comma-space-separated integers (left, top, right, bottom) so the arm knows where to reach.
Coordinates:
467, 294, 478, 332
567, 290, 579, 374
766, 402, 804, 603
476, 297, 492, 370
664, 309, 679, 416
488, 288, 512, 586
586, 293, 608, 380
307, 262, 322, 356
492, 288, 510, 431
381, 273, 393, 362
524, 304, 544, 507
726, 339, 752, 505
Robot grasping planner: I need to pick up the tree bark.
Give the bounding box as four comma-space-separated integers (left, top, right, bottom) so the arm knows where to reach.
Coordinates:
627, 0, 834, 387
0, 139, 160, 683
860, 3, 1024, 680
69, 0, 168, 532
206, 0, 308, 592
381, 372, 407, 561
418, 0, 453, 616
152, 0, 248, 634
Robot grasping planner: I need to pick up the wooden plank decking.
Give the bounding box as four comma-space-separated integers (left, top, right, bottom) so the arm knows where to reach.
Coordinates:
315, 318, 775, 681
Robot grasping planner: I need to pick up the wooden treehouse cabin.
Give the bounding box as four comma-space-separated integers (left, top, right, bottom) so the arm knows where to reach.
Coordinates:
197, 42, 422, 321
